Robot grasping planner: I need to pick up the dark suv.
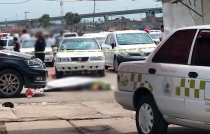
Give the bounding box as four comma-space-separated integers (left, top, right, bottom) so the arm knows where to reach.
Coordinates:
0, 50, 47, 98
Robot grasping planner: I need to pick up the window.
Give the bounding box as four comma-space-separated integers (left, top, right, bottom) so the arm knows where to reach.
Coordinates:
152, 29, 197, 64
110, 34, 116, 45
105, 34, 111, 44
192, 30, 210, 66
8, 40, 14, 46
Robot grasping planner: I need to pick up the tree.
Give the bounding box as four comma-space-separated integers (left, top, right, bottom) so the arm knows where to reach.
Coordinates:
64, 12, 81, 26
39, 14, 50, 27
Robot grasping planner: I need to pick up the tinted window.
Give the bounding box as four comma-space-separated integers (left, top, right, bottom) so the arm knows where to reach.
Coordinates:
152, 29, 197, 64
192, 30, 210, 66
64, 34, 77, 37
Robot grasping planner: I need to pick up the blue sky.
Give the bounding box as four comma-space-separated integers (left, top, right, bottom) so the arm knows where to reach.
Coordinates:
0, 0, 162, 22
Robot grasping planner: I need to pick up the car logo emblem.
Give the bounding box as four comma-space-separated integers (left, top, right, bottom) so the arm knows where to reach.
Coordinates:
78, 58, 82, 62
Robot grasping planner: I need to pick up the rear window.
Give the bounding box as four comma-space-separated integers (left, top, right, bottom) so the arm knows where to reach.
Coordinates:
64, 34, 77, 37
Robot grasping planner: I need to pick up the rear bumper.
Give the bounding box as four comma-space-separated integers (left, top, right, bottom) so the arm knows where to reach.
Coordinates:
116, 55, 146, 64
114, 90, 134, 111
55, 61, 105, 72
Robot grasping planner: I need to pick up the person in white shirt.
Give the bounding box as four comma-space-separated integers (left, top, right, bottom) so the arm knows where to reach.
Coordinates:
48, 34, 56, 48
20, 29, 31, 44
159, 25, 165, 42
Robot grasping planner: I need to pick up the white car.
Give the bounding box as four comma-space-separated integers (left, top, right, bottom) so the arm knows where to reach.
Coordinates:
102, 30, 156, 72
55, 37, 105, 78
115, 26, 210, 134
82, 33, 106, 46
149, 31, 160, 44
20, 39, 54, 67
2, 37, 14, 51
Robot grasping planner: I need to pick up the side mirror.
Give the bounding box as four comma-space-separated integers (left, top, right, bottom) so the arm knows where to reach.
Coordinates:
111, 43, 115, 49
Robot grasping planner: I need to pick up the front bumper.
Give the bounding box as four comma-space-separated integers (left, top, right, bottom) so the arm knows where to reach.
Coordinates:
24, 68, 47, 89
45, 55, 54, 63
116, 55, 146, 64
55, 61, 105, 72
114, 90, 134, 111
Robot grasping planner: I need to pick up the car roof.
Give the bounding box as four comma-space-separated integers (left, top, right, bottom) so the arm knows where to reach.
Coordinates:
111, 30, 146, 34
83, 33, 106, 37
63, 32, 77, 35
63, 36, 95, 40
175, 25, 210, 30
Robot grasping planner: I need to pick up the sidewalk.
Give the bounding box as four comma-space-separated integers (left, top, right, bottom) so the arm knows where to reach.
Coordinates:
0, 101, 137, 134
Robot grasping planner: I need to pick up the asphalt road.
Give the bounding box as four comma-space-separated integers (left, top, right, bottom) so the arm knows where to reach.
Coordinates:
1, 67, 210, 134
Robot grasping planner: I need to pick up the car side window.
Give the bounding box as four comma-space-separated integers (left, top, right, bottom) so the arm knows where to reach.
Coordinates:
110, 34, 116, 45
191, 30, 210, 66
152, 29, 197, 64
105, 34, 111, 44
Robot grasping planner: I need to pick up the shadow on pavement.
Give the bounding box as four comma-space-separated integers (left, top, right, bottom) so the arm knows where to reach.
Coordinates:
167, 126, 210, 134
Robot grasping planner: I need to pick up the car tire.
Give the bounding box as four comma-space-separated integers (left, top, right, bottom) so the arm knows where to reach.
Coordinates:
55, 67, 63, 78
49, 61, 54, 67
136, 95, 168, 134
98, 69, 105, 77
105, 65, 109, 70
113, 57, 119, 73
0, 69, 23, 98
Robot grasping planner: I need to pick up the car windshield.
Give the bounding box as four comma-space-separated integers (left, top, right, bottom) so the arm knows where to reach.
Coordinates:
116, 33, 154, 45
60, 38, 99, 50
150, 33, 159, 40
95, 37, 105, 45
22, 40, 51, 48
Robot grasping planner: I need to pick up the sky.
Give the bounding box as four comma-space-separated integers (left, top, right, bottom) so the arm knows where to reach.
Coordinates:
0, 0, 162, 22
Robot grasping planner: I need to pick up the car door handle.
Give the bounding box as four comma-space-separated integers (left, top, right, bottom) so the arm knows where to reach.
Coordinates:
148, 68, 156, 74
188, 72, 198, 78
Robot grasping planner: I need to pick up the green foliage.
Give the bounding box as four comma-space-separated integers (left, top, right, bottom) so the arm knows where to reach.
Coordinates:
64, 12, 81, 25
39, 14, 50, 27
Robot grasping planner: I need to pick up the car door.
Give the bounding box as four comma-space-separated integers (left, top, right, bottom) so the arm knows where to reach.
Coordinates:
145, 29, 197, 118
186, 29, 210, 122
102, 34, 112, 65
109, 34, 117, 65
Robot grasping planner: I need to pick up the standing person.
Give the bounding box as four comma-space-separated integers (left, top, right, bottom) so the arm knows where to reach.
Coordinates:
0, 34, 5, 50
13, 37, 20, 52
48, 34, 56, 48
34, 31, 46, 63
159, 25, 165, 42
20, 29, 31, 44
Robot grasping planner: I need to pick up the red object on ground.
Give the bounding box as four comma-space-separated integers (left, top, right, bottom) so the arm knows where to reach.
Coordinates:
25, 89, 34, 98
51, 72, 55, 77
144, 28, 150, 33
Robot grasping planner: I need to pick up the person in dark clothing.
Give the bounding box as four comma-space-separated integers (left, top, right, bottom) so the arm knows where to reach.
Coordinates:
34, 31, 46, 62
0, 34, 5, 50
13, 37, 20, 52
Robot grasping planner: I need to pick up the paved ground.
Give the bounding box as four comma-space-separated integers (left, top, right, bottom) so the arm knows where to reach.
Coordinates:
0, 67, 210, 134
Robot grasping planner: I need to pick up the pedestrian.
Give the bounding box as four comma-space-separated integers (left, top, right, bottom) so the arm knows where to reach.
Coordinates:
0, 34, 5, 50
13, 37, 20, 52
34, 31, 46, 63
159, 25, 165, 42
48, 34, 56, 48
20, 29, 31, 44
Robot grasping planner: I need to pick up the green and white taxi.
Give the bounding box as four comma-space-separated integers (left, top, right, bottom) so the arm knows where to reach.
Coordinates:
115, 26, 210, 134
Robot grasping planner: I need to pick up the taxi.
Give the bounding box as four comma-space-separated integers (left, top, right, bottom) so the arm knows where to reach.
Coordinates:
115, 25, 210, 134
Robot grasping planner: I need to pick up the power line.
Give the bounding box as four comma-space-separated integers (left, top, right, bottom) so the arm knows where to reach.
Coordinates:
0, 0, 31, 4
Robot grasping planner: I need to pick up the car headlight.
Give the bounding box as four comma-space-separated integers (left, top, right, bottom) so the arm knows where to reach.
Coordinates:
25, 60, 44, 68
118, 52, 130, 57
57, 57, 71, 62
90, 56, 104, 61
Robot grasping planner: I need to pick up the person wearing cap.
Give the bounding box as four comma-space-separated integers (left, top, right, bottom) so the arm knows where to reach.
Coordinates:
0, 34, 5, 50
159, 25, 165, 42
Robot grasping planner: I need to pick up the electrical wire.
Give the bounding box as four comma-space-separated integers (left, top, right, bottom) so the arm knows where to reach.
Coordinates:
0, 0, 31, 4
183, 0, 202, 21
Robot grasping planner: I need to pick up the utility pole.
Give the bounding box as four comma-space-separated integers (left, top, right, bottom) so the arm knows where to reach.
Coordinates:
24, 11, 29, 20
60, 0, 63, 16
93, 0, 96, 32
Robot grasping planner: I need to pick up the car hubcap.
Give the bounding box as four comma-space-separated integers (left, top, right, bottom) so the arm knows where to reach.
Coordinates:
139, 103, 154, 134
114, 59, 118, 71
0, 74, 19, 95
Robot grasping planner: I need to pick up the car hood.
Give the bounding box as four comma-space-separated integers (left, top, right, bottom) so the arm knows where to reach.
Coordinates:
20, 47, 52, 53
56, 50, 104, 57
117, 44, 156, 53
118, 60, 146, 73
0, 50, 32, 60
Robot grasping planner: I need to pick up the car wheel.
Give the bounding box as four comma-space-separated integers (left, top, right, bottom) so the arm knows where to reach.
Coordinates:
105, 65, 109, 70
98, 69, 105, 77
136, 95, 168, 134
55, 67, 63, 78
113, 58, 119, 73
0, 69, 23, 98
49, 61, 54, 67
